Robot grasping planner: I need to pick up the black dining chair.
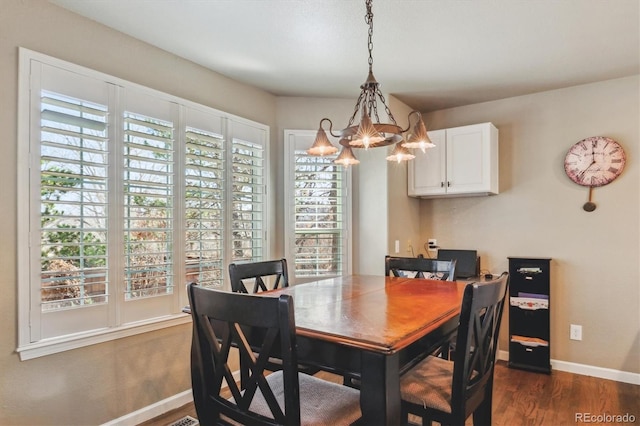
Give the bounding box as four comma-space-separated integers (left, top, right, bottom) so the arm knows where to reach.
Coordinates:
385, 255, 458, 359
228, 259, 321, 387
385, 255, 457, 281
187, 283, 362, 425
399, 272, 509, 426
229, 258, 289, 294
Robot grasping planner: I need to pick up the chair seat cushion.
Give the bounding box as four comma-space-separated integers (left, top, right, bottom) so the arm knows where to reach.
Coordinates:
400, 355, 454, 414
248, 371, 362, 425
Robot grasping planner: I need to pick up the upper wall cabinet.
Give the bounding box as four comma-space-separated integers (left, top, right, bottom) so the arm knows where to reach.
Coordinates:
408, 122, 499, 198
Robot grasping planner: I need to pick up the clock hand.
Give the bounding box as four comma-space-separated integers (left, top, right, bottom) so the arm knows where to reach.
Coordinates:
577, 162, 597, 180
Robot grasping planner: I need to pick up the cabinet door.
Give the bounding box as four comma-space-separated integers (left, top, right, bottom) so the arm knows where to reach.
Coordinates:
446, 123, 497, 194
408, 129, 446, 196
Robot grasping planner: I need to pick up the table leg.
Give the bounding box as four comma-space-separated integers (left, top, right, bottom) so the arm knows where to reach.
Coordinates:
360, 351, 401, 425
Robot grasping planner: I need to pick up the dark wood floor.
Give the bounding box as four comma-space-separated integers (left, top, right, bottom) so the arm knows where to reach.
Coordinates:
140, 361, 640, 426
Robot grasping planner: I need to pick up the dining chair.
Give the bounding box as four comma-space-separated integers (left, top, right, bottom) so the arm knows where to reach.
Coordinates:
228, 259, 321, 388
229, 258, 289, 294
385, 255, 457, 281
187, 283, 362, 425
385, 255, 458, 360
399, 272, 509, 426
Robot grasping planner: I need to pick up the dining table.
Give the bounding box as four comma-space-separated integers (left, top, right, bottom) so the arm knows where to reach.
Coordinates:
268, 274, 468, 425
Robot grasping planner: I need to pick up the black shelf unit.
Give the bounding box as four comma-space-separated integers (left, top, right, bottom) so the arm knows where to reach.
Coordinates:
508, 257, 551, 374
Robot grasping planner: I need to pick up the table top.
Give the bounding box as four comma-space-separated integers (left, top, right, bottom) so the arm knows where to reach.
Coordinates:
270, 275, 467, 355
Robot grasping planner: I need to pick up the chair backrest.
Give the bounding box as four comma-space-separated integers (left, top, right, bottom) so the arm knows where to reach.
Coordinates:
385, 255, 457, 280
229, 258, 289, 293
450, 272, 509, 419
187, 283, 301, 425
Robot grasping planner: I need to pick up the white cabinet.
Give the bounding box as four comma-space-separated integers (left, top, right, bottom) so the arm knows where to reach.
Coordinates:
408, 122, 498, 198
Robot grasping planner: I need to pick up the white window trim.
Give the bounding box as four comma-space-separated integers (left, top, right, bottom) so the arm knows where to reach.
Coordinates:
283, 129, 352, 284
17, 48, 269, 360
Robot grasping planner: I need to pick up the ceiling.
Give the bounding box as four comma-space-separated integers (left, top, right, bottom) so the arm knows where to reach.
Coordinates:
50, 0, 639, 112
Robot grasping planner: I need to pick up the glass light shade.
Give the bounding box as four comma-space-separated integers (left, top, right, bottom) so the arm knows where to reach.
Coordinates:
334, 146, 360, 168
349, 106, 384, 149
401, 118, 435, 153
386, 142, 416, 163
307, 127, 338, 156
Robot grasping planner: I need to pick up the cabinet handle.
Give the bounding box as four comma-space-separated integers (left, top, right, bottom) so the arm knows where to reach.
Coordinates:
447, 181, 451, 187
440, 182, 444, 188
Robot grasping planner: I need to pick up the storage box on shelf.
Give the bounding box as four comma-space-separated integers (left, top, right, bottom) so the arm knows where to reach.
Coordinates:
508, 257, 552, 374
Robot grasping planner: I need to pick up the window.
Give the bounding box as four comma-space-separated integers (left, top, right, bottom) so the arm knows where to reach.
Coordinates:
17, 49, 268, 359
284, 130, 351, 281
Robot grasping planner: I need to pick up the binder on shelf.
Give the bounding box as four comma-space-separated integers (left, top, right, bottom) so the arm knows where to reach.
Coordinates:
510, 296, 549, 310
511, 335, 549, 347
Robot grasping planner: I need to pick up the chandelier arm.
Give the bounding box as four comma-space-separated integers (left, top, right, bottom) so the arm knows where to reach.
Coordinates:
401, 110, 423, 133
320, 117, 341, 138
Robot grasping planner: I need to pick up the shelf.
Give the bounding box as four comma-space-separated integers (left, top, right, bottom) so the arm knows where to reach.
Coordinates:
508, 257, 551, 374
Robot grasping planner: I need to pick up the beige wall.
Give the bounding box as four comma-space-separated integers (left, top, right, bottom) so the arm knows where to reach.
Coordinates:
386, 97, 422, 258
1, 0, 276, 424
419, 76, 640, 373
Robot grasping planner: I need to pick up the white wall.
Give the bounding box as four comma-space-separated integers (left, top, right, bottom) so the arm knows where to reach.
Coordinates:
420, 76, 640, 373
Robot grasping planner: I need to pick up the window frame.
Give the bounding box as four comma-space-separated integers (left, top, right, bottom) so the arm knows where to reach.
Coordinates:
283, 129, 352, 284
17, 48, 269, 360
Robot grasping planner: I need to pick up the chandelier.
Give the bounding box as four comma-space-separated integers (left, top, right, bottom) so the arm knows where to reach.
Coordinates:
307, 0, 435, 167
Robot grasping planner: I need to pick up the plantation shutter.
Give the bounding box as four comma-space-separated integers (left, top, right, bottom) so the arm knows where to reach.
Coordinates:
20, 50, 271, 353
284, 130, 351, 280
121, 90, 176, 311
230, 121, 266, 263
33, 63, 113, 340
293, 151, 345, 276
40, 92, 109, 309
184, 108, 225, 288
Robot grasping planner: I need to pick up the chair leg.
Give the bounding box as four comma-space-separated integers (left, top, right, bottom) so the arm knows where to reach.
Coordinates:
472, 382, 494, 426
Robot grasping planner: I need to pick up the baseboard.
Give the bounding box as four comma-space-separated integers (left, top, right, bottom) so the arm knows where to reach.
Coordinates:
498, 350, 640, 385
102, 389, 193, 426
103, 371, 241, 426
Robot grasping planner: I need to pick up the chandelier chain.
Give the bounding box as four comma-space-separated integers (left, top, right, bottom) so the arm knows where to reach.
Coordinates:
348, 91, 366, 127
366, 0, 374, 73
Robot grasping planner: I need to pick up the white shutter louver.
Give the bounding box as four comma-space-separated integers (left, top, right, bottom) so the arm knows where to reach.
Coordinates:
123, 112, 174, 299
185, 127, 225, 288
40, 91, 109, 311
231, 138, 264, 262
293, 151, 344, 276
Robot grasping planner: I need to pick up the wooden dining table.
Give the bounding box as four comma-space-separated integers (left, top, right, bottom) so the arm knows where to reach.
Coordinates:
269, 274, 468, 425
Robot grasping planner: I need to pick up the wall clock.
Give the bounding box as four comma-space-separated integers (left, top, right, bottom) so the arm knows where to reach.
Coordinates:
564, 136, 626, 212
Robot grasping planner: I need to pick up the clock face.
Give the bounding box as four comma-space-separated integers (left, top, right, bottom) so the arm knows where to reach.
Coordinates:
564, 137, 626, 187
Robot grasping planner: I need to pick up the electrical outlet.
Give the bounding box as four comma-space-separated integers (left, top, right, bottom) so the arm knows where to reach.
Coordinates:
406, 240, 412, 253
570, 324, 582, 341
427, 238, 437, 252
